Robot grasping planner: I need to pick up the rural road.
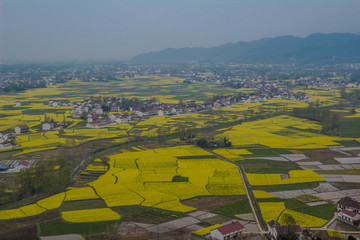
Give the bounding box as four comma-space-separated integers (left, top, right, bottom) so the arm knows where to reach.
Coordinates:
206, 149, 268, 234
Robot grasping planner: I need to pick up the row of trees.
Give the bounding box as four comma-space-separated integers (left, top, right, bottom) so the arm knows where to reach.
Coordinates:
2, 80, 47, 92
197, 136, 232, 148
16, 158, 72, 200
293, 106, 339, 135
340, 88, 360, 105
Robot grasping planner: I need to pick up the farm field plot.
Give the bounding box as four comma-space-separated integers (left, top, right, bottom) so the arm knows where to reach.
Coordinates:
0, 77, 348, 161
247, 170, 325, 186
219, 115, 348, 149
0, 145, 246, 223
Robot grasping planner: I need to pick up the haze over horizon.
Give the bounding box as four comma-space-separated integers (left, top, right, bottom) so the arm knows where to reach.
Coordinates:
1, 0, 360, 63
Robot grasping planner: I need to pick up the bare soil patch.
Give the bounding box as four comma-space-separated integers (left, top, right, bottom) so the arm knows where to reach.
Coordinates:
182, 195, 246, 212
331, 182, 360, 190
298, 149, 345, 164
0, 224, 38, 240
86, 229, 197, 240
0, 209, 60, 233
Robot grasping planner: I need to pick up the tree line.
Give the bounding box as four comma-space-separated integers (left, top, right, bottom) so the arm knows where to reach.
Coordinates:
293, 105, 339, 135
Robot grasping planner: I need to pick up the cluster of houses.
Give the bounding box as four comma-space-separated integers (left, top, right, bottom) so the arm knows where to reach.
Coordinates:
44, 88, 314, 129
223, 81, 313, 103
201, 198, 360, 240
0, 120, 66, 149
86, 112, 133, 128
0, 160, 35, 173
337, 197, 360, 227
200, 219, 313, 240
266, 220, 312, 240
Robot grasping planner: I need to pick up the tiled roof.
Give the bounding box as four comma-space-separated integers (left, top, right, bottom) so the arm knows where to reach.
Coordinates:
341, 209, 358, 218
337, 197, 360, 210
216, 221, 244, 235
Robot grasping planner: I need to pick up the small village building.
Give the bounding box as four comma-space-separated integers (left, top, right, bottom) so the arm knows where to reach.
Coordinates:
110, 105, 119, 112
0, 142, 12, 150
42, 121, 56, 131
337, 197, 360, 213
95, 107, 103, 115
15, 125, 29, 134
267, 220, 302, 240
14, 101, 21, 107
0, 165, 9, 171
119, 116, 131, 123
110, 113, 121, 122
0, 130, 12, 142
14, 160, 31, 172
210, 221, 245, 240
338, 209, 360, 224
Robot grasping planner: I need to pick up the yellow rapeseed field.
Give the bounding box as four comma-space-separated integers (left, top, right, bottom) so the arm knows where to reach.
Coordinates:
278, 209, 327, 227
88, 145, 246, 212
247, 170, 325, 186
37, 192, 65, 210
253, 190, 278, 199
219, 115, 345, 149
64, 187, 99, 201
259, 202, 286, 223
61, 208, 121, 222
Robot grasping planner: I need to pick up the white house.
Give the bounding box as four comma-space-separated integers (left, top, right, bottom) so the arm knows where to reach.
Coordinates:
14, 101, 21, 107
15, 125, 29, 134
0, 130, 12, 142
210, 221, 244, 240
95, 107, 103, 115
110, 113, 121, 121
42, 122, 55, 131
338, 209, 360, 224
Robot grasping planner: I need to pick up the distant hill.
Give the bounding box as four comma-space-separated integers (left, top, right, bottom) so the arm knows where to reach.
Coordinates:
132, 33, 360, 64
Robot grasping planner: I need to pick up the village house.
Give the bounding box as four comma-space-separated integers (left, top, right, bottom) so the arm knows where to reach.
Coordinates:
86, 115, 111, 128
0, 141, 13, 150
15, 125, 29, 134
267, 220, 302, 240
109, 113, 121, 122
14, 101, 21, 107
337, 197, 360, 225
94, 107, 104, 115
42, 121, 56, 131
14, 160, 31, 172
109, 113, 131, 124
337, 197, 360, 213
339, 209, 360, 224
0, 130, 12, 143
210, 221, 245, 240
110, 104, 120, 112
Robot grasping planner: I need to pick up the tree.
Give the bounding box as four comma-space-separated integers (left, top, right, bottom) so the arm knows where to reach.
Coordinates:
0, 183, 6, 204
197, 138, 208, 148
101, 157, 110, 171
101, 105, 111, 113
278, 213, 298, 240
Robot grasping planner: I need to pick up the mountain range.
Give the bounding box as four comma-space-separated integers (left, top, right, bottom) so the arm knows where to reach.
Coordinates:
132, 33, 360, 64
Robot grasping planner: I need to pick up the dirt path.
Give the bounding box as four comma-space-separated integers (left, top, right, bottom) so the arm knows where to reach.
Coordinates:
205, 149, 267, 234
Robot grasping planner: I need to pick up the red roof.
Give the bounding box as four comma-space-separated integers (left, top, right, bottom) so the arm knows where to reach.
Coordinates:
216, 221, 244, 235
18, 160, 30, 167
342, 209, 358, 218
17, 125, 29, 129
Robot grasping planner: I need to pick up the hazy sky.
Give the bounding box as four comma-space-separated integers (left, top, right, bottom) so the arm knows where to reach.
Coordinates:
1, 0, 360, 62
